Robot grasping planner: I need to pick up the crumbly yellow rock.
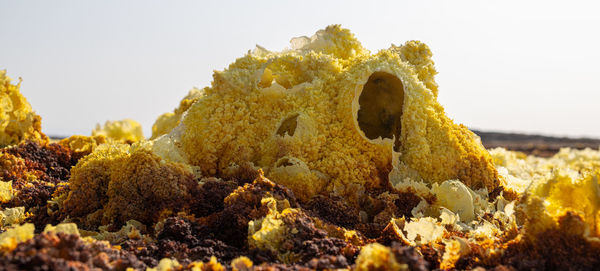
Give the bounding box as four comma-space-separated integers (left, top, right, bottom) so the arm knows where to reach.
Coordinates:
0, 70, 47, 147
92, 119, 144, 143
0, 207, 26, 228
62, 142, 198, 227
151, 88, 205, 139
354, 243, 407, 271
0, 223, 34, 253
492, 147, 600, 238
0, 181, 13, 203
58, 134, 107, 155
519, 164, 600, 238
153, 25, 499, 204
42, 223, 80, 236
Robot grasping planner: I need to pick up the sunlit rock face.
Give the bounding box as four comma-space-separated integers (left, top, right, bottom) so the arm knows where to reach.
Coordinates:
151, 88, 204, 140
0, 70, 47, 148
154, 25, 499, 203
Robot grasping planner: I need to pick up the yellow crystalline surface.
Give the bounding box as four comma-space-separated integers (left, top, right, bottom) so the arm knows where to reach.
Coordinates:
247, 198, 288, 255
0, 223, 34, 252
92, 119, 144, 143
0, 181, 13, 203
151, 88, 205, 139
431, 180, 475, 222
495, 147, 600, 237
58, 134, 107, 158
157, 25, 499, 204
0, 70, 47, 147
354, 243, 407, 271
43, 223, 80, 236
524, 168, 600, 237
440, 238, 470, 270
188, 257, 226, 271
147, 258, 181, 271
63, 142, 197, 227
0, 207, 26, 227
404, 217, 445, 245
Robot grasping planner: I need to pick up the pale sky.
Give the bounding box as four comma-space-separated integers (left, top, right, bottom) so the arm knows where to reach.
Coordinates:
1, 1, 599, 138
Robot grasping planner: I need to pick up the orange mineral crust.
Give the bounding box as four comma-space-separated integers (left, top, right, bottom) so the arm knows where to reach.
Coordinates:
1, 26, 600, 270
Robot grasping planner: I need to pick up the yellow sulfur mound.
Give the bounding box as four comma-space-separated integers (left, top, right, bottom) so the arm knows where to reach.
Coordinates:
151, 88, 205, 139
354, 243, 407, 271
62, 142, 198, 227
92, 119, 144, 144
58, 134, 107, 159
154, 25, 499, 204
0, 70, 47, 147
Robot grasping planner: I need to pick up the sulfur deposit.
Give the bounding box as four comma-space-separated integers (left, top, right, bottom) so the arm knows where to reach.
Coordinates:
151, 88, 204, 140
0, 70, 47, 148
153, 25, 499, 204
1, 25, 600, 270
92, 119, 144, 144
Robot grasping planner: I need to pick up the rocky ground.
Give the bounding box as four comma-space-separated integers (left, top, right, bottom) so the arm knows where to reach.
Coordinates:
474, 130, 600, 157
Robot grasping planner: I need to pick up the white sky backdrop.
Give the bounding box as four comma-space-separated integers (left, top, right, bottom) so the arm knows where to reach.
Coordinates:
1, 0, 599, 138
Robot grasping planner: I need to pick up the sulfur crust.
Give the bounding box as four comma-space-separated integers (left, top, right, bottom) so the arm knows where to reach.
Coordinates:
440, 237, 470, 270
43, 223, 80, 236
188, 257, 226, 271
62, 143, 130, 223
156, 25, 499, 204
0, 70, 47, 148
91, 220, 147, 244
147, 258, 181, 271
63, 142, 196, 227
58, 134, 107, 158
391, 41, 439, 98
493, 147, 600, 238
0, 223, 34, 253
521, 166, 600, 238
354, 243, 408, 271
0, 207, 26, 228
151, 88, 205, 139
0, 181, 13, 203
247, 197, 293, 262
92, 119, 144, 143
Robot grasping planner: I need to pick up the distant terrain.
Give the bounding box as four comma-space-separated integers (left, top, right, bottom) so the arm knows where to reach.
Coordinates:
473, 130, 600, 157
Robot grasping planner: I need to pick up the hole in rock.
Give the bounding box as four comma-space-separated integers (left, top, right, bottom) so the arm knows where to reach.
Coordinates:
276, 157, 294, 167
276, 113, 299, 136
357, 72, 404, 150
